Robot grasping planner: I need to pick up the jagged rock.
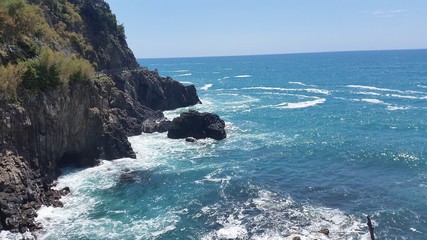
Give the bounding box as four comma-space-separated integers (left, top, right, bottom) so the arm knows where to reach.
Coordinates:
320, 227, 330, 235
141, 119, 172, 133
292, 237, 302, 240
168, 110, 226, 140
0, 0, 203, 233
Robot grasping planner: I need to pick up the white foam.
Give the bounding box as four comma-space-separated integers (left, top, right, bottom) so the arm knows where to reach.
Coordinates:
347, 84, 425, 95
417, 85, 427, 89
289, 81, 318, 87
177, 73, 192, 77
201, 84, 213, 90
354, 91, 382, 96
356, 98, 412, 111
171, 70, 189, 73
151, 224, 177, 237
272, 98, 326, 109
387, 105, 411, 111
234, 75, 252, 78
0, 231, 35, 240
289, 81, 306, 86
361, 98, 386, 105
386, 93, 427, 100
243, 86, 330, 95
201, 189, 368, 240
304, 88, 330, 95
179, 81, 193, 85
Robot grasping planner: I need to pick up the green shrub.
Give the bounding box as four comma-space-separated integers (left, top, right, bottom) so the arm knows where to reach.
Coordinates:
21, 47, 95, 90
0, 62, 26, 99
21, 60, 61, 90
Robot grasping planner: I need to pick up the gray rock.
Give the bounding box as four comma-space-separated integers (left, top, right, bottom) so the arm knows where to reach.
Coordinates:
320, 227, 330, 235
168, 110, 227, 140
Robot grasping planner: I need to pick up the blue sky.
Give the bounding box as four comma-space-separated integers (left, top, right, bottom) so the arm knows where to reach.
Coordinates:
105, 0, 427, 58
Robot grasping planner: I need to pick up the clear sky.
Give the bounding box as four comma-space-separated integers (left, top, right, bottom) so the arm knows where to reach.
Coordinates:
105, 0, 427, 59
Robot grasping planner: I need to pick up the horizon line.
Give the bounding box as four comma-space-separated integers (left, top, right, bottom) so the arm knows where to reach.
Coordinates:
136, 48, 427, 60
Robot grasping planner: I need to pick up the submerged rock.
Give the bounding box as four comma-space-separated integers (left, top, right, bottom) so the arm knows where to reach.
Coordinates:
167, 110, 226, 140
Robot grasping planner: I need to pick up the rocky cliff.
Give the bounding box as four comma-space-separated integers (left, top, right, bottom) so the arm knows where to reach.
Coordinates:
0, 0, 201, 233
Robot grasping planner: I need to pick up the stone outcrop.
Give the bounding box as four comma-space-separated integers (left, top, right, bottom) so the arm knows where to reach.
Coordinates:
0, 0, 205, 234
0, 68, 200, 232
167, 110, 227, 140
0, 152, 67, 233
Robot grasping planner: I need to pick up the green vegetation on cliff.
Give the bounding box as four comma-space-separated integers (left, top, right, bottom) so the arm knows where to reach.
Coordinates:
0, 0, 136, 100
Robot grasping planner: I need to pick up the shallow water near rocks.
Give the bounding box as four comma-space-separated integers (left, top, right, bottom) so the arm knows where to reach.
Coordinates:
34, 50, 427, 239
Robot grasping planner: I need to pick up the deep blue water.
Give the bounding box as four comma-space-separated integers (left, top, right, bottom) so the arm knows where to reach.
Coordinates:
31, 50, 427, 239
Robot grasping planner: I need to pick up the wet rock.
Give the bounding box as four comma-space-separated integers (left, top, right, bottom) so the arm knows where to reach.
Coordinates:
167, 110, 226, 140
292, 237, 302, 240
320, 227, 330, 235
142, 119, 172, 133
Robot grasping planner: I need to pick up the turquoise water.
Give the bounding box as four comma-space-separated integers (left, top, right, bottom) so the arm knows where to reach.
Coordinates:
36, 50, 427, 239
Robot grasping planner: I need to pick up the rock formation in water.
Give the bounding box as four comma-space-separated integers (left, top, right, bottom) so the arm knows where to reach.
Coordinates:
0, 0, 202, 233
167, 110, 227, 140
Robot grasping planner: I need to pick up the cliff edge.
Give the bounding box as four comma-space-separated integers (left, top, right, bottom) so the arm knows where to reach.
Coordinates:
0, 0, 200, 233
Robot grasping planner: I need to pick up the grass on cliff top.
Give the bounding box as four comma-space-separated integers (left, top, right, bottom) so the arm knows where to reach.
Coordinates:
0, 47, 95, 100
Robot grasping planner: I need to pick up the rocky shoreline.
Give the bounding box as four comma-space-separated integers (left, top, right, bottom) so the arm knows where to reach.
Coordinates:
0, 67, 204, 233
0, 0, 227, 234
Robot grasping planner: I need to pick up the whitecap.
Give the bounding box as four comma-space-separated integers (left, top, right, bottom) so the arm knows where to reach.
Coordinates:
289, 81, 318, 87
177, 73, 192, 77
359, 98, 411, 111
243, 86, 330, 95
289, 81, 306, 86
354, 91, 382, 96
201, 84, 213, 90
267, 98, 326, 109
234, 75, 252, 78
304, 88, 330, 95
386, 94, 427, 100
179, 81, 194, 85
361, 98, 386, 105
387, 105, 411, 111
347, 84, 425, 95
171, 70, 189, 73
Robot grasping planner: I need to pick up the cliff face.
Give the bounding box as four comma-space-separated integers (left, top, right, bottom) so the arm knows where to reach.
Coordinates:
0, 68, 200, 232
0, 0, 201, 233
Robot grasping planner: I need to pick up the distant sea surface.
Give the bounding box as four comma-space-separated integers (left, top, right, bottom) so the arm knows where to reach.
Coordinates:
34, 50, 427, 239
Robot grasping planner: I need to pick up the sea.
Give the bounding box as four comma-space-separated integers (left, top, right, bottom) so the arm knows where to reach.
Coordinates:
3, 49, 427, 240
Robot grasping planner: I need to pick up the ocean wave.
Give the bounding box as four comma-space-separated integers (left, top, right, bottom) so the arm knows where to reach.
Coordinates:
417, 85, 427, 89
347, 84, 425, 95
201, 84, 213, 90
386, 94, 427, 100
263, 98, 326, 109
177, 73, 192, 77
359, 98, 412, 111
179, 81, 194, 85
171, 70, 189, 73
201, 189, 367, 240
354, 91, 427, 100
243, 86, 330, 95
289, 81, 318, 87
354, 91, 382, 96
361, 98, 386, 105
234, 75, 252, 78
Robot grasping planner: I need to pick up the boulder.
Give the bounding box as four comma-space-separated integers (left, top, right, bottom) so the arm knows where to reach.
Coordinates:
167, 110, 226, 140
